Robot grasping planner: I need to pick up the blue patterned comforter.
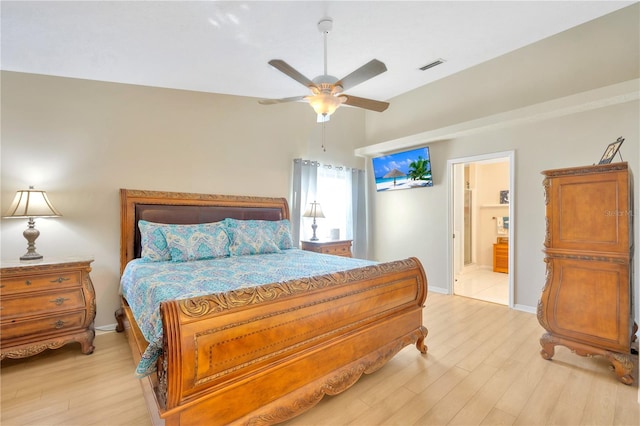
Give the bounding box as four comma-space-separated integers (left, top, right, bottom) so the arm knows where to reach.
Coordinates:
121, 249, 376, 377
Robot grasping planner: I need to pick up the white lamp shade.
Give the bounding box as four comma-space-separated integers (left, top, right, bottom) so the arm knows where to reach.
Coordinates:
303, 201, 325, 219
3, 189, 62, 218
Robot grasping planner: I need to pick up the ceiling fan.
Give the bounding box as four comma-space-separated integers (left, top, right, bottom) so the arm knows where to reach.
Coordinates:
259, 17, 390, 122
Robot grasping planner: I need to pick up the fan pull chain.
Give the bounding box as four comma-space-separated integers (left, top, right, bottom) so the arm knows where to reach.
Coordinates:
321, 119, 326, 152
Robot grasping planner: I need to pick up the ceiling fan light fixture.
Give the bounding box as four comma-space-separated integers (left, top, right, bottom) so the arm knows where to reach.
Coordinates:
306, 93, 346, 118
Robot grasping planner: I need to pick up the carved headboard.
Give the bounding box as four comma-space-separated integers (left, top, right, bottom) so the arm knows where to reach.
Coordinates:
119, 189, 290, 274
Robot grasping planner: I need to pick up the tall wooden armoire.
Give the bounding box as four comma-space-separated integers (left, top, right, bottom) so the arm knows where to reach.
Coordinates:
538, 162, 636, 385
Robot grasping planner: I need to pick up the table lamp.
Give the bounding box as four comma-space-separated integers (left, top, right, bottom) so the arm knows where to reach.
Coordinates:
303, 201, 325, 241
3, 186, 62, 260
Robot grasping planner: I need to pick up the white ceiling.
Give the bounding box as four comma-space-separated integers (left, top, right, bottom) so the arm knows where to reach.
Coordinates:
1, 1, 634, 104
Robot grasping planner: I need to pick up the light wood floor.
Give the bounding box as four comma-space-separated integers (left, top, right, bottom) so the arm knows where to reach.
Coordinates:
2, 293, 638, 425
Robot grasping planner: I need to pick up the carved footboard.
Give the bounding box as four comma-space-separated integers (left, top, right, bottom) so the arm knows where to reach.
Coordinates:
156, 257, 428, 425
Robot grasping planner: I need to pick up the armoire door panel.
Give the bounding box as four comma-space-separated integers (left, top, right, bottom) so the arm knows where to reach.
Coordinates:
558, 180, 620, 245
547, 168, 629, 253
548, 258, 627, 349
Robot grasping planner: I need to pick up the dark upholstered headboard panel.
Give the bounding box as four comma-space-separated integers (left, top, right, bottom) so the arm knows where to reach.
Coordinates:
120, 189, 290, 274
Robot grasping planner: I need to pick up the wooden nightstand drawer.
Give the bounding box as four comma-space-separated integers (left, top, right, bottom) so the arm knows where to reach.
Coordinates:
1, 311, 87, 341
323, 245, 351, 256
1, 288, 86, 318
1, 271, 81, 294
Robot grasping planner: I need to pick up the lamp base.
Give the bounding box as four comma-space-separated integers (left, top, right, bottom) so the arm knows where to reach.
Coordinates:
310, 221, 319, 241
21, 217, 43, 261
20, 251, 43, 261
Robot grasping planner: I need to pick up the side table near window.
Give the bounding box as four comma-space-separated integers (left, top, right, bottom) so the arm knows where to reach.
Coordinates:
0, 257, 96, 360
301, 239, 352, 258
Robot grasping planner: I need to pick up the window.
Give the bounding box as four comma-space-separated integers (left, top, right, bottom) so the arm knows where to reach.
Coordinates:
314, 165, 349, 240
291, 159, 367, 258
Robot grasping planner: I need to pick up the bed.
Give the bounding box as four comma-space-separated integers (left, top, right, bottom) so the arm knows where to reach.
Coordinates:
115, 189, 428, 425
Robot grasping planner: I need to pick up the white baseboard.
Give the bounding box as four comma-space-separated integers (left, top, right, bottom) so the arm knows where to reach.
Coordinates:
95, 323, 117, 334
514, 304, 536, 314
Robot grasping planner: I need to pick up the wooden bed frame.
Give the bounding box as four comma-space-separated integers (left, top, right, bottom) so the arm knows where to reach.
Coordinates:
115, 189, 428, 425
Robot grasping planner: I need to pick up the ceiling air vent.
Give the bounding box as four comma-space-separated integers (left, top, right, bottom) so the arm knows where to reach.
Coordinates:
419, 58, 446, 71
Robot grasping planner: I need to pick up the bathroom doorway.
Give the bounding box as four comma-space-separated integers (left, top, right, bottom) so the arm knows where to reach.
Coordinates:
449, 151, 514, 306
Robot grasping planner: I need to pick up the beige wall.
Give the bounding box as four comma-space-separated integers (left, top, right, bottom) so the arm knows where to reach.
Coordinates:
0, 72, 366, 328
361, 4, 639, 314
367, 100, 639, 310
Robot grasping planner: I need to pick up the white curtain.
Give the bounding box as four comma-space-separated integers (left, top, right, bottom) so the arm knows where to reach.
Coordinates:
350, 168, 367, 259
291, 159, 319, 247
291, 159, 368, 258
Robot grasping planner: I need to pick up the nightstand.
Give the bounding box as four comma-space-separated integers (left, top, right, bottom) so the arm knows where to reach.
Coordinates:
301, 239, 352, 258
0, 257, 96, 359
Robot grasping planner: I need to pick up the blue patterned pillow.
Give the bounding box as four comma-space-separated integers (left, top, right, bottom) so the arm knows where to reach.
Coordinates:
272, 220, 294, 249
225, 226, 281, 256
161, 223, 230, 262
139, 220, 171, 262
224, 219, 293, 250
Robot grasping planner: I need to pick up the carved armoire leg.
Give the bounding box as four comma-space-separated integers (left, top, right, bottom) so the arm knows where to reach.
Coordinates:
539, 332, 556, 360
604, 351, 634, 385
115, 307, 125, 333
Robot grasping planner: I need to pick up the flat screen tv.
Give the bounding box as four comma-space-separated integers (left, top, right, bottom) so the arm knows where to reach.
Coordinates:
372, 146, 433, 192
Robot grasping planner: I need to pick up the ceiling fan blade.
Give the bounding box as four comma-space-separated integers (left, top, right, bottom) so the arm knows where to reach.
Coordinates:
336, 59, 387, 91
268, 59, 316, 89
343, 95, 389, 112
258, 96, 306, 105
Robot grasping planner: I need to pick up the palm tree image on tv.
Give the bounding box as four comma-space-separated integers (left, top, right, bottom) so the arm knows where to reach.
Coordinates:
408, 156, 431, 181
372, 146, 433, 192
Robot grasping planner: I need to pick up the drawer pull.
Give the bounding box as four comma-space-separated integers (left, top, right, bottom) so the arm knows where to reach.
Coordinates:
50, 277, 70, 284
25, 280, 32, 285
53, 320, 66, 329
51, 297, 70, 306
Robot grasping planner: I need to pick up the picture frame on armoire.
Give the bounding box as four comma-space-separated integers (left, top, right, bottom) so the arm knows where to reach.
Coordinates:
598, 137, 624, 164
